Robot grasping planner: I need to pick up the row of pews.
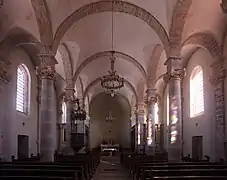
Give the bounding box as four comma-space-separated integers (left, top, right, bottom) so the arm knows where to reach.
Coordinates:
121, 152, 227, 180
0, 152, 100, 180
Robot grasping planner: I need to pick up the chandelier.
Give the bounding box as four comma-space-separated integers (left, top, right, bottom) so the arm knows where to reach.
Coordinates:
100, 1, 124, 97
71, 98, 86, 121
101, 52, 124, 97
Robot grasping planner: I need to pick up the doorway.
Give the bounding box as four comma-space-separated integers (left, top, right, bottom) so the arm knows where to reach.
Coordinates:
17, 135, 29, 159
192, 136, 203, 160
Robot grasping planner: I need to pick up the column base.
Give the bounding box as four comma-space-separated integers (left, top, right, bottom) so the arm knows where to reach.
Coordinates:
168, 147, 181, 162
59, 146, 75, 156
146, 145, 155, 155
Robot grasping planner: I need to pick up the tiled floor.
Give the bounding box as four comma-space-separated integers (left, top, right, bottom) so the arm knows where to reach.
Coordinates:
92, 156, 131, 180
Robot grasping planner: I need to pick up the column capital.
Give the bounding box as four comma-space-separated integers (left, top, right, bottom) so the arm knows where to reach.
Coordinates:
164, 56, 181, 67
145, 88, 157, 105
209, 61, 226, 85
163, 68, 186, 83
221, 0, 227, 13
39, 66, 56, 80
137, 103, 145, 115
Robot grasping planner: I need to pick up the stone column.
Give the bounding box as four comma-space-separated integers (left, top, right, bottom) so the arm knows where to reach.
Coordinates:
137, 103, 145, 152
39, 46, 57, 162
133, 106, 139, 152
0, 60, 10, 159
61, 85, 75, 155
145, 88, 157, 149
209, 61, 226, 161
163, 56, 185, 161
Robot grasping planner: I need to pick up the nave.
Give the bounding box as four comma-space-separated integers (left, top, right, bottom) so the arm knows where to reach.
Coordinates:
92, 156, 130, 180
1, 0, 227, 179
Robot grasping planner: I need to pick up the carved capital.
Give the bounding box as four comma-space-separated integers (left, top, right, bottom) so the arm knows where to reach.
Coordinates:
221, 0, 227, 13
163, 68, 186, 83
137, 103, 145, 115
145, 88, 157, 105
145, 96, 157, 105
209, 61, 226, 85
39, 66, 56, 80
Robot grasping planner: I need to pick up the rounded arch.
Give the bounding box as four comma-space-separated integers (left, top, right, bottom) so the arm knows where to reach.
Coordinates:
82, 77, 138, 106
169, 0, 192, 56
182, 31, 222, 60
51, 1, 170, 54
190, 65, 203, 80
0, 27, 41, 67
30, 0, 53, 43
147, 44, 164, 86
136, 78, 146, 102
58, 43, 73, 80
72, 51, 148, 85
89, 92, 131, 114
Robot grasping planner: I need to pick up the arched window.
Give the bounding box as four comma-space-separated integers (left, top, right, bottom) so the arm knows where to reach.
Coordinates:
166, 93, 169, 126
155, 103, 159, 124
190, 66, 204, 117
16, 64, 30, 114
62, 102, 67, 124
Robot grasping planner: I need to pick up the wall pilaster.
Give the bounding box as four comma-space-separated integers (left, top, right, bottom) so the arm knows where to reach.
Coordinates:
209, 60, 226, 161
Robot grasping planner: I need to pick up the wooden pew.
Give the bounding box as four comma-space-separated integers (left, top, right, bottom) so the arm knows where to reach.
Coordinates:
140, 165, 227, 180
0, 152, 100, 180
152, 176, 227, 179
133, 162, 225, 179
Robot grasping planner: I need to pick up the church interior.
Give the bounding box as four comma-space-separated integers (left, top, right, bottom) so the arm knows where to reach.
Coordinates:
1, 0, 227, 179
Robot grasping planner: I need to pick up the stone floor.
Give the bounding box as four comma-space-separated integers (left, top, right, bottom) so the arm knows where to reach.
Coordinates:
92, 155, 131, 180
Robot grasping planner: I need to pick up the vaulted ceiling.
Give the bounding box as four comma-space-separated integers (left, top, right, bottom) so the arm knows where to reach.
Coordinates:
0, 0, 225, 106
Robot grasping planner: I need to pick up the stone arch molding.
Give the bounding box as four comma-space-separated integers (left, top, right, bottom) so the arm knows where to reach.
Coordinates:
51, 0, 170, 54
73, 51, 148, 85
30, 0, 53, 43
58, 44, 73, 80
169, 0, 192, 56
182, 31, 222, 60
82, 77, 138, 106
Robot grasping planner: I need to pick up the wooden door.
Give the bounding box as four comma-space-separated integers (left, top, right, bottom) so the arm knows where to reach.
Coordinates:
18, 135, 29, 159
192, 136, 203, 160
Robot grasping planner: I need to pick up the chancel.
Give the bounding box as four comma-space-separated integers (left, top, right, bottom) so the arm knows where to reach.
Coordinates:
105, 111, 116, 122
1, 1, 227, 180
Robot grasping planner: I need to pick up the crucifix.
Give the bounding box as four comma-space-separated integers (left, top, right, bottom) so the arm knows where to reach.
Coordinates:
105, 111, 116, 122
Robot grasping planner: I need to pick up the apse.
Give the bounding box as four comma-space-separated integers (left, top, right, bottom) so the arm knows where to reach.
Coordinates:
89, 93, 131, 149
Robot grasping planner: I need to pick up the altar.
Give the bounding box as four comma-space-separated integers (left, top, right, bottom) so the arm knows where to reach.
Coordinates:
101, 144, 120, 152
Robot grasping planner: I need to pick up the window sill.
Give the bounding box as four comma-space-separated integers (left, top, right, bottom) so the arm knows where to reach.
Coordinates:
190, 112, 204, 119
16, 110, 30, 117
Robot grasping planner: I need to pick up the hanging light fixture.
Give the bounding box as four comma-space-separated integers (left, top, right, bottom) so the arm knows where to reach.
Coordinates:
100, 1, 124, 97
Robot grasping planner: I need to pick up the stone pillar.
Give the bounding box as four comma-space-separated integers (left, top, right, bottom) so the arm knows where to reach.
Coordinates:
61, 85, 75, 155
209, 61, 226, 161
0, 60, 10, 159
39, 46, 57, 162
145, 88, 157, 149
132, 106, 138, 152
163, 56, 185, 161
137, 103, 145, 152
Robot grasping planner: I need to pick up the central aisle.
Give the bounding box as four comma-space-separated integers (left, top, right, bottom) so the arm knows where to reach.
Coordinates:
92, 155, 131, 180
